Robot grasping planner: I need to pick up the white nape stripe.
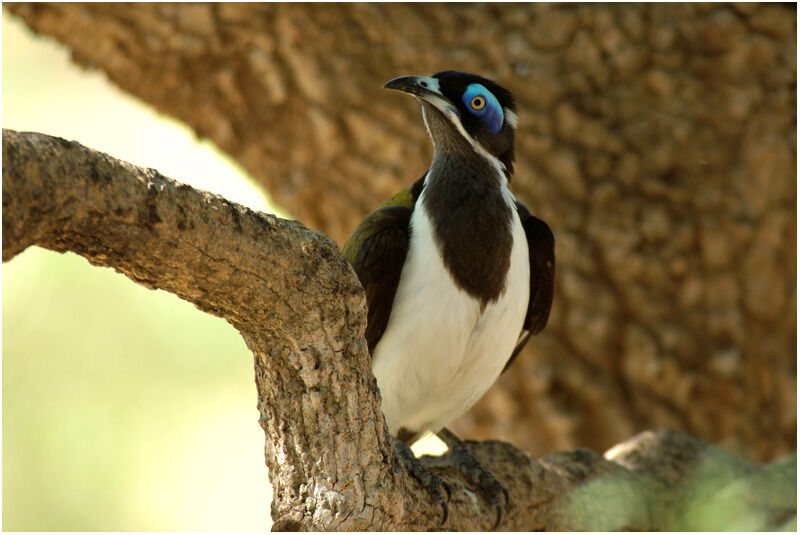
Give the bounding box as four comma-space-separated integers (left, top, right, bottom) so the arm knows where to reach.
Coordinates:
447, 109, 507, 178
504, 108, 518, 128
420, 103, 507, 180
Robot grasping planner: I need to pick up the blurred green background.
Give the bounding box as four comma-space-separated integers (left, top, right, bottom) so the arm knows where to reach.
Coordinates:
2, 11, 277, 530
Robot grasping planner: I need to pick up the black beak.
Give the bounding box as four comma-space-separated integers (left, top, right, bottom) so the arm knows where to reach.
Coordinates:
384, 75, 442, 100
384, 74, 457, 121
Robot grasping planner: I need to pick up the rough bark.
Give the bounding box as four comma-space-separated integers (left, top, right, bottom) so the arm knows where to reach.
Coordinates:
6, 1, 796, 462
3, 129, 794, 531
2, 128, 402, 530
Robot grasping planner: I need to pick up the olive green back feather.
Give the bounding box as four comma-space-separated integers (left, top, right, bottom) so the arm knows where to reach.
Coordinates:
342, 185, 415, 263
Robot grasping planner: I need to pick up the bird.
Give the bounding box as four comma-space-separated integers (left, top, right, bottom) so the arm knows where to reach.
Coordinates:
342, 71, 555, 527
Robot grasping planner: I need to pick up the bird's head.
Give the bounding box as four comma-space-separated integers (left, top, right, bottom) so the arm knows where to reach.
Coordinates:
385, 70, 517, 176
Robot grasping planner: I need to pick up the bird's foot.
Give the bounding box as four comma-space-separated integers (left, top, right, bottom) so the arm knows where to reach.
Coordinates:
393, 438, 451, 526
437, 428, 509, 530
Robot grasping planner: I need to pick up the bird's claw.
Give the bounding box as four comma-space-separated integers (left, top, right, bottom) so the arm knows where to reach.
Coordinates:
491, 502, 503, 531
442, 434, 510, 530
479, 474, 507, 530
412, 468, 451, 525
393, 438, 451, 526
433, 476, 451, 525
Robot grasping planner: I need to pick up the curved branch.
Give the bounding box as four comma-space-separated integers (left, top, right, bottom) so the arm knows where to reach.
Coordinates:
2, 128, 404, 529
4, 130, 792, 531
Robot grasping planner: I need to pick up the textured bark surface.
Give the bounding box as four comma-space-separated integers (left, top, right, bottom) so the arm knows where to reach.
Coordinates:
6, 2, 796, 461
4, 129, 795, 531
2, 129, 398, 530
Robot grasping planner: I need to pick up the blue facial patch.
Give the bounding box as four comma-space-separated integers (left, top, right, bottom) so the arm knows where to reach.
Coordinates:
461, 83, 504, 134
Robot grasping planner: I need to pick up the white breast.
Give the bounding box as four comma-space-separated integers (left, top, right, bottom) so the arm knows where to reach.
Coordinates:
371, 186, 530, 437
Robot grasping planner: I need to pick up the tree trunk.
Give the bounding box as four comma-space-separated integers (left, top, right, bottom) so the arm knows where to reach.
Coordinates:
6, 0, 796, 464
3, 129, 794, 531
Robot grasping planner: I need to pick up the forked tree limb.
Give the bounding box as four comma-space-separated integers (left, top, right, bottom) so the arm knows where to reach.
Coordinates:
3, 129, 793, 531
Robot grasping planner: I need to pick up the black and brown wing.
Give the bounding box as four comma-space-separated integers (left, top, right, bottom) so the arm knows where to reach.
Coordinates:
503, 201, 555, 372
342, 181, 423, 354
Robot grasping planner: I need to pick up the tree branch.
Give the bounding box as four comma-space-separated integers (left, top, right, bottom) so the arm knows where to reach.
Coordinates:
2, 128, 404, 529
3, 129, 793, 531
7, 0, 796, 471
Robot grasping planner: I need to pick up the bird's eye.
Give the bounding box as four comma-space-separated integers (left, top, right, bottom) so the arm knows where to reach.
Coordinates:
462, 83, 504, 134
470, 96, 486, 111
